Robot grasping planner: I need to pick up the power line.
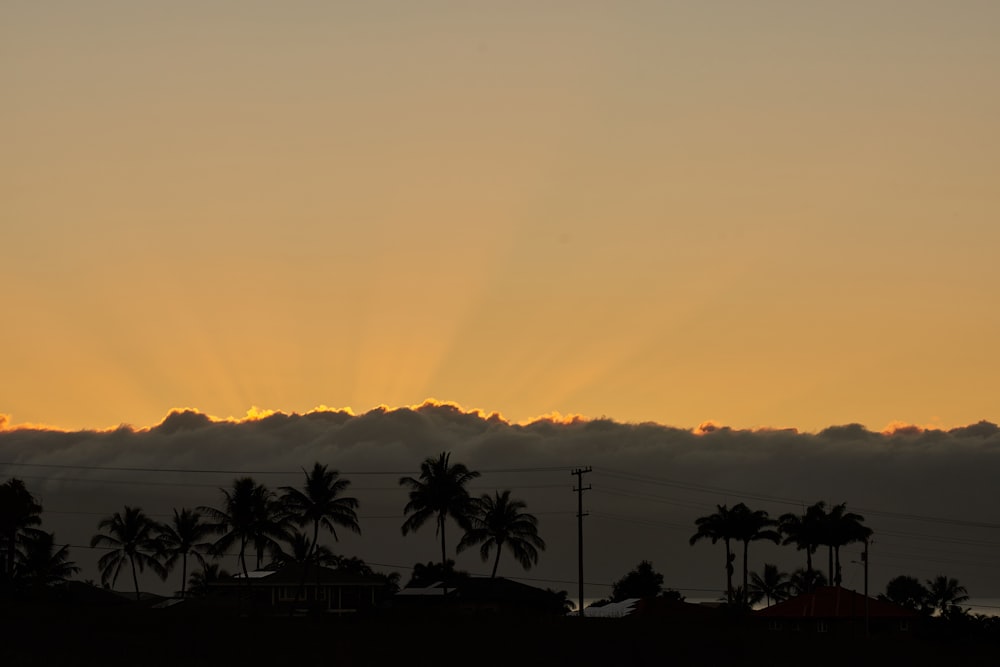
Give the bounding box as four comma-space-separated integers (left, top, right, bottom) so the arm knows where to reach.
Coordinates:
0, 461, 573, 475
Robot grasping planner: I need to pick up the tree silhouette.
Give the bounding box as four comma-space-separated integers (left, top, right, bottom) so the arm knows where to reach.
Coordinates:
748, 563, 792, 607
187, 563, 230, 597
156, 508, 213, 597
279, 463, 359, 608
91, 506, 167, 601
15, 531, 79, 589
820, 503, 871, 586
730, 503, 780, 606
883, 575, 929, 613
457, 490, 545, 578
789, 568, 827, 596
926, 575, 969, 616
270, 530, 338, 568
545, 588, 575, 615
1, 478, 44, 581
778, 502, 826, 592
399, 452, 480, 570
406, 559, 468, 588
610, 560, 664, 601
200, 478, 290, 594
689, 504, 738, 603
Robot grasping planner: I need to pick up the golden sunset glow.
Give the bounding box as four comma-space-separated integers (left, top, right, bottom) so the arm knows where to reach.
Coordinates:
3, 2, 998, 433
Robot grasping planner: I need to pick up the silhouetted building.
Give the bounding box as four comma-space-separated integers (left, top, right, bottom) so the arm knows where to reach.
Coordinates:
392, 576, 563, 617
209, 563, 387, 614
755, 586, 919, 636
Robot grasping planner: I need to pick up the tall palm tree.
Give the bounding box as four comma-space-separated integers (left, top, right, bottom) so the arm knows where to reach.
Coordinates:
457, 490, 545, 578
399, 452, 480, 569
729, 503, 781, 606
925, 575, 969, 615
0, 478, 44, 580
15, 531, 80, 588
280, 463, 360, 610
778, 502, 827, 593
689, 504, 738, 603
90, 506, 167, 601
748, 563, 792, 607
156, 508, 213, 597
821, 503, 871, 586
199, 478, 290, 591
280, 464, 360, 546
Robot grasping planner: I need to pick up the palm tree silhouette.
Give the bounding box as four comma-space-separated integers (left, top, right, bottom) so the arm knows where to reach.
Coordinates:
457, 490, 545, 578
789, 567, 827, 595
926, 575, 969, 615
200, 478, 290, 594
820, 503, 871, 586
778, 502, 826, 592
729, 503, 780, 606
748, 563, 791, 607
689, 504, 738, 604
156, 508, 213, 597
1, 478, 44, 580
15, 531, 80, 589
91, 506, 167, 601
399, 452, 480, 570
272, 530, 339, 568
279, 463, 360, 608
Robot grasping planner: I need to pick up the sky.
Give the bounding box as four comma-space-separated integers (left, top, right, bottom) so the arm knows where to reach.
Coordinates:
3, 1, 998, 433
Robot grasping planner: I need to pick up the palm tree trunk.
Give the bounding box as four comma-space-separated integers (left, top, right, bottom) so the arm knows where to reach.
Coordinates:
806, 547, 814, 592
742, 540, 749, 607
724, 538, 734, 604
239, 538, 251, 599
439, 515, 449, 596
834, 546, 841, 587
130, 554, 140, 601
491, 546, 502, 578
291, 522, 319, 615
5, 531, 15, 578
440, 515, 447, 570
181, 553, 188, 597
828, 546, 833, 584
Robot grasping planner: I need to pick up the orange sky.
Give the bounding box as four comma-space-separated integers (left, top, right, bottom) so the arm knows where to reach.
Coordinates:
3, 2, 998, 432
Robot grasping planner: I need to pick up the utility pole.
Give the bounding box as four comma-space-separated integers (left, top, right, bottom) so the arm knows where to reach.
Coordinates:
572, 467, 592, 617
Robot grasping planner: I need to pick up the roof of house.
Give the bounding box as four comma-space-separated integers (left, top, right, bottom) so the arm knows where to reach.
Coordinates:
226, 563, 386, 586
754, 586, 919, 619
397, 577, 555, 605
583, 599, 640, 617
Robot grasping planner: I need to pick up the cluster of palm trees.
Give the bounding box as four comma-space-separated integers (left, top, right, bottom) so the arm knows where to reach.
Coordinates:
400, 452, 545, 580
5, 451, 547, 603
1, 478, 79, 592
883, 574, 970, 617
89, 452, 545, 600
89, 463, 361, 601
690, 501, 872, 606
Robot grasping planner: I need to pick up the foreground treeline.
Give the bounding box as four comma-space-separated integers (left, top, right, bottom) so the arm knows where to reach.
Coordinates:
1, 452, 551, 603
0, 458, 993, 635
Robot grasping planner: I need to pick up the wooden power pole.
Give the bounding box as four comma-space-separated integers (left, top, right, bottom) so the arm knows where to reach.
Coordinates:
572, 467, 592, 617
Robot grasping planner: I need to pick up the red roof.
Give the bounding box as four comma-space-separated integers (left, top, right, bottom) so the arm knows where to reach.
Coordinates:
755, 586, 918, 619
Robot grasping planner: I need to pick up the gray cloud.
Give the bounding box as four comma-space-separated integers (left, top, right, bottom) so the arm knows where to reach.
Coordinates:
2, 404, 998, 605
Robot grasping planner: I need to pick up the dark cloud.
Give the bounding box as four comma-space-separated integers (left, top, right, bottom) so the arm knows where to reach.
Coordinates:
2, 405, 998, 604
